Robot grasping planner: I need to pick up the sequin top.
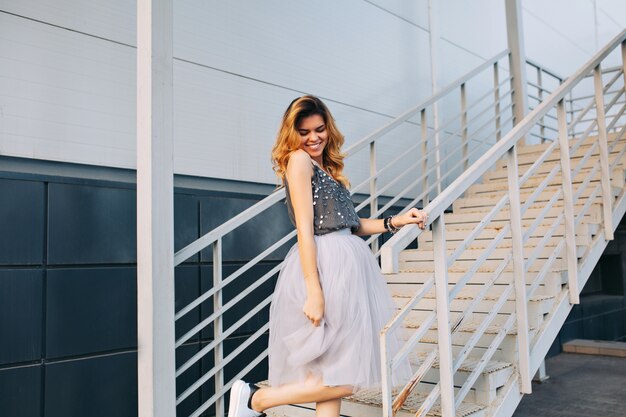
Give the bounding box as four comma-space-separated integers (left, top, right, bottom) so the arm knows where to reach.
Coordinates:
284, 159, 361, 235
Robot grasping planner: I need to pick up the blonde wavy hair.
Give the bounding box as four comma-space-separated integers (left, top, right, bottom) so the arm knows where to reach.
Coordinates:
271, 95, 350, 189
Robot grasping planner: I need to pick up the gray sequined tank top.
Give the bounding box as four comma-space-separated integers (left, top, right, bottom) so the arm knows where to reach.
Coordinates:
284, 160, 361, 235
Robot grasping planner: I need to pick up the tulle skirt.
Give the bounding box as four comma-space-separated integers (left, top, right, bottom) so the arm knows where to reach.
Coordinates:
267, 228, 413, 393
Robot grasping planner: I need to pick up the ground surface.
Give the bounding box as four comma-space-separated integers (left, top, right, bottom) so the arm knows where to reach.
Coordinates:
513, 352, 626, 417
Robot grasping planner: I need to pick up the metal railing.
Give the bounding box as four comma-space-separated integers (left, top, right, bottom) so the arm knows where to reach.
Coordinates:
379, 28, 626, 417
171, 49, 521, 416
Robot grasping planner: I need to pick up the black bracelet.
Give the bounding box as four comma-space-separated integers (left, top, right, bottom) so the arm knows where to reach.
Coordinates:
384, 215, 400, 234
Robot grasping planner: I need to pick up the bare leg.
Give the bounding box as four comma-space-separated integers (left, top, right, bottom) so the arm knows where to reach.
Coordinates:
251, 372, 353, 413
315, 398, 342, 417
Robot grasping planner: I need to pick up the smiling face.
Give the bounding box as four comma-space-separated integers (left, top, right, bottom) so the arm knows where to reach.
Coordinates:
296, 113, 328, 166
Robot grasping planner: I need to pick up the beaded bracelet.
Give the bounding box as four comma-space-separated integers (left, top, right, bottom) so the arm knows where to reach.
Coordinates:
384, 215, 400, 234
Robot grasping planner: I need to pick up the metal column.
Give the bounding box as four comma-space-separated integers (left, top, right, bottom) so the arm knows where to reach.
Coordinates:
137, 0, 176, 416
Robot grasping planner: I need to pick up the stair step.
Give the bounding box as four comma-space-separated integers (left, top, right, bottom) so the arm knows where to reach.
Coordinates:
455, 186, 616, 210
497, 137, 626, 169
387, 276, 562, 297
418, 235, 589, 250
400, 258, 567, 274
515, 133, 624, 156
384, 270, 565, 286
467, 169, 624, 195
482, 159, 626, 182
399, 245, 585, 262
404, 309, 546, 332
463, 183, 622, 201
442, 205, 602, 225
453, 195, 603, 216
391, 293, 554, 317
407, 351, 514, 397
479, 166, 625, 189
258, 380, 486, 417
417, 223, 597, 244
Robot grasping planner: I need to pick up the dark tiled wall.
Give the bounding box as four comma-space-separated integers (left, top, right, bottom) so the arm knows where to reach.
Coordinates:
0, 169, 294, 417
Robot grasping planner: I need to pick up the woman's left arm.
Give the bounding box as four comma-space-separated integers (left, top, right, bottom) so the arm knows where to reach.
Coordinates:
352, 207, 428, 237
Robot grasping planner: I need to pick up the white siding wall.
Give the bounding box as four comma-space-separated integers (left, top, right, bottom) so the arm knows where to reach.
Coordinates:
0, 1, 624, 190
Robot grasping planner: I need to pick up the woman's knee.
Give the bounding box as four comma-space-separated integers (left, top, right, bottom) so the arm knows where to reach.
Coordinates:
336, 385, 354, 398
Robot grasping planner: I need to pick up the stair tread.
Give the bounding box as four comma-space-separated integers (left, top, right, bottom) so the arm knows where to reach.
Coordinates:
409, 351, 512, 375
257, 380, 485, 417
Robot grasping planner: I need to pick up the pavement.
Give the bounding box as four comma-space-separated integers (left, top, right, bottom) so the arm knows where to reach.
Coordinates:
513, 352, 626, 417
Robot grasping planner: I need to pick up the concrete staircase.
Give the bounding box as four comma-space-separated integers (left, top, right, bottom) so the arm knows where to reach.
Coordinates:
259, 131, 626, 417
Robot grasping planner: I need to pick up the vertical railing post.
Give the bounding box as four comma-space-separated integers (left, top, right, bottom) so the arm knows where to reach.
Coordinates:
557, 100, 580, 304
428, 0, 442, 194
421, 109, 430, 208
461, 83, 469, 171
494, 62, 502, 141
137, 0, 176, 416
432, 215, 455, 416
505, 0, 529, 142
506, 145, 532, 394
537, 67, 545, 143
593, 64, 615, 240
370, 141, 379, 253
622, 40, 626, 96
380, 334, 393, 417
214, 238, 224, 417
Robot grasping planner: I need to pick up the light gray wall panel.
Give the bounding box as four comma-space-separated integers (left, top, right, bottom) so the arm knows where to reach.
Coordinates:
0, 12, 136, 168
0, 0, 135, 45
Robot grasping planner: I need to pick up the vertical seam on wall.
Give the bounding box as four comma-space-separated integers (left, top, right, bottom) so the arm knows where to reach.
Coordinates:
40, 180, 48, 417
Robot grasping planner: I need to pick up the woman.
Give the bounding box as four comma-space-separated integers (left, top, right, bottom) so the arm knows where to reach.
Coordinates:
228, 95, 428, 417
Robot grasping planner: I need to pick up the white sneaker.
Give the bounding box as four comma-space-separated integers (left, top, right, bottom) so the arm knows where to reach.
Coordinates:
227, 380, 266, 417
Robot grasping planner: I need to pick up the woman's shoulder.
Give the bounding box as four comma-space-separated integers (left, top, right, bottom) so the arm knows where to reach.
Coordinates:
286, 149, 314, 175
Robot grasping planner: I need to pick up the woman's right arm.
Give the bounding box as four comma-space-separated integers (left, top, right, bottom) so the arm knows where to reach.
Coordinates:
285, 150, 325, 326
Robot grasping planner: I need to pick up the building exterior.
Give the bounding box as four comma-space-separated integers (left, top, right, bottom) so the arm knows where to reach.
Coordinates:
1, 2, 625, 416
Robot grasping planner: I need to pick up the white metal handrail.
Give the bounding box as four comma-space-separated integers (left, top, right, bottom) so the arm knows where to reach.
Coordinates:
379, 27, 626, 417
173, 49, 522, 417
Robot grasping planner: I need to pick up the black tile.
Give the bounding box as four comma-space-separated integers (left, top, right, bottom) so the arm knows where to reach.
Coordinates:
0, 364, 42, 417
46, 268, 136, 358
199, 341, 216, 417
175, 193, 199, 263
175, 265, 200, 342
0, 269, 43, 365
200, 263, 277, 339
200, 196, 294, 263
176, 343, 201, 417
581, 295, 622, 318
0, 179, 44, 265
45, 351, 137, 417
48, 183, 136, 264
558, 319, 584, 346
223, 333, 269, 388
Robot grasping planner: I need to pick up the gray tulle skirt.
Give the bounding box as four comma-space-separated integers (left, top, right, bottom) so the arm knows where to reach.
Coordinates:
267, 228, 413, 393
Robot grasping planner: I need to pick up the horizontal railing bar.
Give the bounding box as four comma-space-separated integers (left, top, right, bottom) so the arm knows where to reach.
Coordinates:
177, 322, 269, 404
526, 57, 566, 81
384, 276, 435, 337
453, 283, 513, 386
369, 113, 514, 226
176, 231, 295, 321
393, 312, 437, 371
174, 191, 284, 265
350, 86, 513, 197
176, 294, 272, 375
345, 50, 511, 157
356, 109, 513, 216
188, 349, 268, 417
391, 29, 625, 238
176, 265, 279, 347
582, 64, 623, 76
391, 349, 438, 415
447, 196, 510, 267
527, 80, 555, 94
455, 313, 516, 408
